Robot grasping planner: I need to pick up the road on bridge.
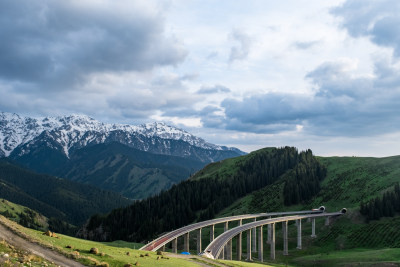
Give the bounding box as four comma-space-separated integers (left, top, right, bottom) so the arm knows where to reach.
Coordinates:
204, 211, 343, 259
140, 208, 325, 251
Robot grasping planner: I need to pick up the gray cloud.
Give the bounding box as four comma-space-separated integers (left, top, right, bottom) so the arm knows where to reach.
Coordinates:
207, 59, 400, 136
197, 85, 231, 94
332, 0, 400, 57
229, 29, 251, 62
0, 0, 187, 90
106, 73, 203, 120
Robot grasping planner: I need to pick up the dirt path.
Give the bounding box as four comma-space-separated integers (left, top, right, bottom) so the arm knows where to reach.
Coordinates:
0, 222, 85, 267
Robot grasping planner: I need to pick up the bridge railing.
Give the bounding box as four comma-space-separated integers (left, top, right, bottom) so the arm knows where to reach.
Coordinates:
140, 207, 326, 252
203, 209, 346, 262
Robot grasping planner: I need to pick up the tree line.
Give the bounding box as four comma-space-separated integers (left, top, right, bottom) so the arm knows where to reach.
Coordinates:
83, 147, 326, 243
283, 149, 327, 205
360, 183, 400, 221
0, 159, 131, 227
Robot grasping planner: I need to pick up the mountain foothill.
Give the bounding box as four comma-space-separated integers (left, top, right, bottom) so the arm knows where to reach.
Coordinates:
0, 111, 243, 229
1, 111, 400, 262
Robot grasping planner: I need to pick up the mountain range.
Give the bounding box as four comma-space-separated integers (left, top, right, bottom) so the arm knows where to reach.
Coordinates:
0, 112, 245, 199
0, 112, 243, 160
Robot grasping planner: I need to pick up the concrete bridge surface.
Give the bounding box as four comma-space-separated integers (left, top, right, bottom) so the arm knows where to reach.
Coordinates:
140, 207, 330, 256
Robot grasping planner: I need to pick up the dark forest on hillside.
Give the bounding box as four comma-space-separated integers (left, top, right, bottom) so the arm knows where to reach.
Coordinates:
0, 160, 131, 227
82, 147, 326, 242
360, 183, 400, 221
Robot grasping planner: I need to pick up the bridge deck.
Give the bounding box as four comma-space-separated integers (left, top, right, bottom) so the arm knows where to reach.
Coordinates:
204, 211, 343, 259
140, 209, 323, 251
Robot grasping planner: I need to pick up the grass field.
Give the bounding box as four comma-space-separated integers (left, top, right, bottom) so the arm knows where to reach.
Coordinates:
0, 215, 280, 266
210, 155, 400, 266
291, 248, 400, 266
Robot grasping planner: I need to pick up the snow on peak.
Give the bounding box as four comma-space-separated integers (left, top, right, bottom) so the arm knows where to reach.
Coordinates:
0, 112, 226, 157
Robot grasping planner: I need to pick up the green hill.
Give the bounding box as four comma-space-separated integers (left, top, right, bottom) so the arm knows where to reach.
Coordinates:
0, 159, 131, 228
0, 215, 271, 267
82, 147, 326, 242
58, 142, 204, 199
0, 198, 48, 231
13, 142, 205, 199
214, 154, 400, 265
220, 155, 400, 215
82, 148, 400, 266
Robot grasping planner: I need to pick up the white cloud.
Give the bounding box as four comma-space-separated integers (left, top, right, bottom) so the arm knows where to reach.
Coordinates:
2, 0, 400, 156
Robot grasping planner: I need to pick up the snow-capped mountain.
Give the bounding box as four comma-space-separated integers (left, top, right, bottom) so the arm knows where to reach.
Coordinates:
0, 112, 243, 161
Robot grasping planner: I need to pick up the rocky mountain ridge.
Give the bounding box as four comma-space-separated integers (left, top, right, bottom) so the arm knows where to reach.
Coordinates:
0, 112, 243, 162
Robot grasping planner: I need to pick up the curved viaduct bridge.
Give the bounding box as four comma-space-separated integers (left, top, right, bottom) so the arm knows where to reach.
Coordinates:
140, 207, 343, 261
204, 209, 346, 261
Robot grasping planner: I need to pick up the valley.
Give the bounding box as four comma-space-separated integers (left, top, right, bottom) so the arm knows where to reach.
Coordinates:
0, 112, 244, 200
2, 1, 399, 266
0, 113, 399, 266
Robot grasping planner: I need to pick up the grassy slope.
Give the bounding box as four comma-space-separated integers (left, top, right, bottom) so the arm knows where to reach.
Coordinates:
212, 155, 400, 265
292, 248, 400, 266
190, 147, 276, 181
0, 198, 48, 230
0, 215, 278, 267
310, 156, 400, 209
0, 159, 132, 226
0, 198, 35, 220
219, 155, 400, 214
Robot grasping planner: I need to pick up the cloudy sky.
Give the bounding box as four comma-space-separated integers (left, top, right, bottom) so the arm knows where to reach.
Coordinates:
1, 0, 400, 156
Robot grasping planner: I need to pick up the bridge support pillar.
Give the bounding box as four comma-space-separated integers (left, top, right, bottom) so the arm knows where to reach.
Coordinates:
184, 232, 190, 252
172, 238, 177, 253
252, 218, 257, 252
282, 221, 288, 256
296, 219, 302, 249
246, 229, 252, 261
223, 221, 229, 259
197, 228, 202, 255
267, 216, 272, 244
162, 245, 165, 252
258, 225, 263, 262
270, 223, 275, 260
219, 249, 224, 259
210, 224, 215, 242
325, 216, 330, 226
227, 239, 232, 260
236, 219, 242, 261
311, 218, 316, 238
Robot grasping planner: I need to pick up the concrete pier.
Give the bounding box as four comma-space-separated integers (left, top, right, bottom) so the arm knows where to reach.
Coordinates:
246, 229, 252, 261
184, 233, 189, 252
325, 216, 330, 226
172, 238, 177, 253
282, 221, 288, 255
267, 216, 272, 244
227, 239, 232, 260
296, 219, 302, 249
311, 218, 316, 238
197, 228, 202, 254
224, 222, 232, 260
210, 224, 214, 242
252, 218, 257, 252
237, 219, 242, 261
270, 223, 275, 260
258, 225, 263, 262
